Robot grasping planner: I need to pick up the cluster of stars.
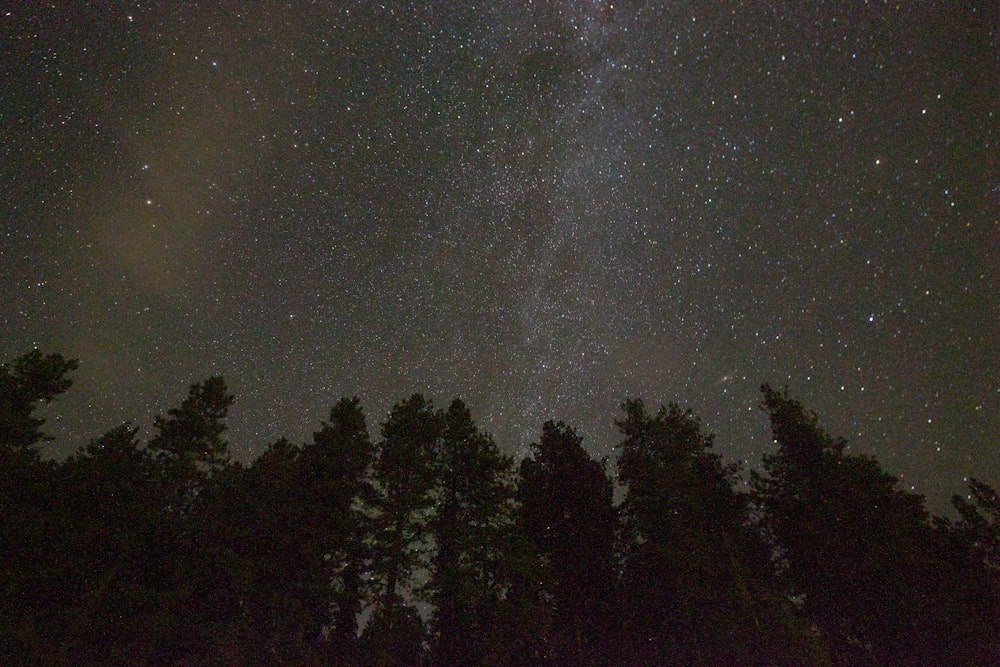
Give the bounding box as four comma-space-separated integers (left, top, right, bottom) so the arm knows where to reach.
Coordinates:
1, 2, 996, 511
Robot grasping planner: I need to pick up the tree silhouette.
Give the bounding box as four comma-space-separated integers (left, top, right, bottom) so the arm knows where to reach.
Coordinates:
617, 399, 824, 665
752, 384, 960, 665
149, 376, 233, 477
950, 478, 1000, 570
427, 398, 516, 666
186, 398, 376, 664
305, 396, 375, 660
0, 349, 78, 461
361, 602, 427, 667
3, 348, 999, 663
0, 350, 77, 662
138, 376, 235, 663
203, 439, 309, 662
56, 424, 163, 663
366, 394, 441, 664
516, 421, 616, 665
928, 478, 1000, 663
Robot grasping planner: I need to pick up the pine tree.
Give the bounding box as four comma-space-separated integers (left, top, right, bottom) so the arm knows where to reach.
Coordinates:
516, 421, 616, 665
142, 377, 235, 662
0, 351, 77, 663
616, 399, 821, 665
305, 396, 375, 656
57, 425, 162, 663
0, 350, 78, 461
753, 384, 934, 665
366, 394, 441, 664
428, 399, 515, 666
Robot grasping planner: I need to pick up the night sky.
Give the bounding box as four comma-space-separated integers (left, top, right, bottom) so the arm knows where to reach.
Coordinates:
2, 2, 997, 511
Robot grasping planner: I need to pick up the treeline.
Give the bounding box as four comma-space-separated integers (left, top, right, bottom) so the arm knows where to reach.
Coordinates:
1, 350, 998, 665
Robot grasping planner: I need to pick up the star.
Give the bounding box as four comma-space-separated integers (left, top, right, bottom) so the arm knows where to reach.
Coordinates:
0, 1, 996, 513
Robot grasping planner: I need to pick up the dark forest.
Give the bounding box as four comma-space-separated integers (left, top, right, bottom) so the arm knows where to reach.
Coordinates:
2, 350, 997, 665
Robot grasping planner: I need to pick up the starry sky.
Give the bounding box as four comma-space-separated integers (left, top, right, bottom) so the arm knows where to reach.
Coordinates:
2, 2, 997, 511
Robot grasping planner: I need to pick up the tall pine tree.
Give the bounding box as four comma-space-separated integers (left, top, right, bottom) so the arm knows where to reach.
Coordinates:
516, 421, 616, 666
366, 394, 441, 664
617, 399, 823, 665
428, 399, 515, 666
753, 384, 941, 665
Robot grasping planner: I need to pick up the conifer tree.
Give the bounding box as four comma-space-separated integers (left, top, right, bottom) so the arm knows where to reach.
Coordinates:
753, 384, 935, 664
516, 421, 616, 665
617, 399, 821, 665
428, 399, 515, 666
366, 394, 441, 663
0, 350, 78, 461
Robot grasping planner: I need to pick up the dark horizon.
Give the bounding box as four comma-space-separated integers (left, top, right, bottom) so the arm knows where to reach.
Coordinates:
3, 354, 999, 664
21, 348, 997, 516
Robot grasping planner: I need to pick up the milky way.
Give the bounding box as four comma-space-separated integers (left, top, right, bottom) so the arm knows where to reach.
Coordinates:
2, 2, 997, 510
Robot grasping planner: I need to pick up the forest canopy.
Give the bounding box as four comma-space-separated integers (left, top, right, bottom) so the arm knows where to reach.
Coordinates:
1, 350, 997, 665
